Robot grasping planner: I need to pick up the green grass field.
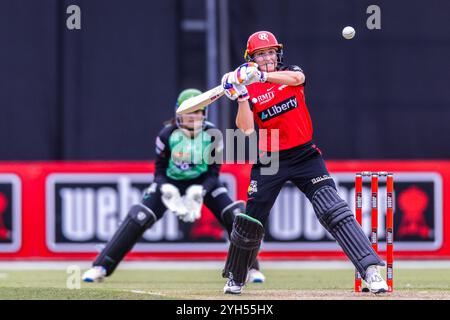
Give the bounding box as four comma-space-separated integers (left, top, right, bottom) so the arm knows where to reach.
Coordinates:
1, 268, 450, 300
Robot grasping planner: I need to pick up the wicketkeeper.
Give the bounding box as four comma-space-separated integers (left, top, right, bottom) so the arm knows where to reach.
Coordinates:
220, 31, 388, 294
82, 89, 265, 283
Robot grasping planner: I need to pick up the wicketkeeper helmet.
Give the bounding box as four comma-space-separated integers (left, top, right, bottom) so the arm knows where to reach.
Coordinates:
175, 88, 207, 130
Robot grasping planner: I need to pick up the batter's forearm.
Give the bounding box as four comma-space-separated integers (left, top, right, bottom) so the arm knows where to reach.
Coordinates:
236, 100, 255, 135
265, 71, 305, 86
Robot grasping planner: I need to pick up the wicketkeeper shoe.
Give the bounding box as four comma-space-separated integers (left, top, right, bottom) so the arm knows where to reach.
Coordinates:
82, 266, 107, 283
364, 265, 388, 294
223, 279, 244, 295
247, 268, 266, 283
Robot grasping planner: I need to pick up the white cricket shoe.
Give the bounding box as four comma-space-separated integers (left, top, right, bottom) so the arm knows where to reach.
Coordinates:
247, 268, 266, 283
364, 265, 388, 294
82, 266, 106, 283
223, 279, 244, 295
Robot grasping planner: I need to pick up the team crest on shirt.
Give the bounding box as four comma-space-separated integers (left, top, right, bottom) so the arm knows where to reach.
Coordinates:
258, 33, 269, 41
248, 180, 258, 195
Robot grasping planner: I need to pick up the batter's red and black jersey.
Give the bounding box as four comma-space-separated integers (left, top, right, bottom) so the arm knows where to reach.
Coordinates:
247, 65, 313, 152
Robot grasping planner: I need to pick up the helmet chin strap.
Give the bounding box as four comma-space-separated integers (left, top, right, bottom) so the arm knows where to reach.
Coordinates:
262, 61, 275, 72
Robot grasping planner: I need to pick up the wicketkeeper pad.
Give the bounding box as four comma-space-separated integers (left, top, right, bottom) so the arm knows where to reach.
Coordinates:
93, 204, 157, 276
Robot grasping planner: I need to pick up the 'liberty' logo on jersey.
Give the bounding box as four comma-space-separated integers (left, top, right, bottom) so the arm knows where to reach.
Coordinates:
257, 96, 298, 122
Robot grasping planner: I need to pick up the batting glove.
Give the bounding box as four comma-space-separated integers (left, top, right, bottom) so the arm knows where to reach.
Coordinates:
222, 73, 249, 101
229, 62, 267, 85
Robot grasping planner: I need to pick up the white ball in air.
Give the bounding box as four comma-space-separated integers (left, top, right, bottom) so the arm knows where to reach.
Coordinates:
342, 26, 355, 39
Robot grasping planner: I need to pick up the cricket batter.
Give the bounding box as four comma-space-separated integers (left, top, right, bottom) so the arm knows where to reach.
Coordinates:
82, 89, 265, 283
220, 31, 388, 294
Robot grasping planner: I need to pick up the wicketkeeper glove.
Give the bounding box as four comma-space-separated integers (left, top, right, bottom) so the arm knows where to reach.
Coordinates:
160, 184, 187, 216
180, 185, 204, 223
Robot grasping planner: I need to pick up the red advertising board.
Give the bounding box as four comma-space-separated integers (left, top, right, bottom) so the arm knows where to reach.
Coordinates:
0, 161, 449, 260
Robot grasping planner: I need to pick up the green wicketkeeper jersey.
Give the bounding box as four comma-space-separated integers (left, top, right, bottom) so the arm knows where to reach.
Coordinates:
154, 122, 222, 183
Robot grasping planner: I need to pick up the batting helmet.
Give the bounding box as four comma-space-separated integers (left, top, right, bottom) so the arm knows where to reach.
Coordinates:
244, 31, 283, 61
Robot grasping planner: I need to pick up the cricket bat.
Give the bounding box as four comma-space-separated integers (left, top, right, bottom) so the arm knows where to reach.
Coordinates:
176, 85, 225, 114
